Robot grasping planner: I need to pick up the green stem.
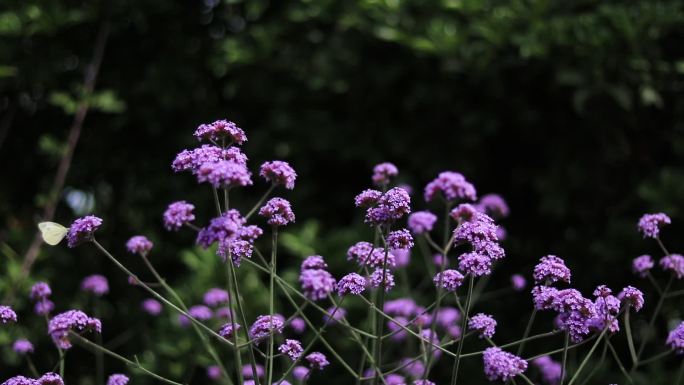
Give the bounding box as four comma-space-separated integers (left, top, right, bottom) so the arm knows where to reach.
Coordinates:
606, 340, 634, 385
245, 185, 275, 219
460, 330, 561, 358
634, 274, 674, 367
516, 308, 537, 356
267, 228, 278, 385
677, 359, 684, 385
212, 187, 222, 215
624, 310, 638, 366
578, 341, 607, 385
450, 275, 474, 385
226, 263, 243, 385
229, 260, 262, 385
372, 227, 390, 385
95, 299, 104, 385
26, 356, 40, 378
635, 349, 673, 367
525, 334, 598, 361
560, 332, 570, 385
59, 346, 66, 377
567, 328, 608, 385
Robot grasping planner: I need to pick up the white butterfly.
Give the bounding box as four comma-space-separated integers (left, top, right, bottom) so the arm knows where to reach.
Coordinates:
38, 222, 68, 246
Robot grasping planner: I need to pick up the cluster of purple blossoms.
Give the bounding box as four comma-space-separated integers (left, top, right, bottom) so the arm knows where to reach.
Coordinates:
293, 366, 310, 381
372, 162, 398, 186
468, 313, 497, 339
369, 268, 395, 291
278, 339, 304, 361
3, 373, 66, 385
511, 274, 526, 291
196, 160, 252, 189
125, 235, 153, 255
400, 358, 426, 379
141, 298, 162, 316
249, 314, 285, 341
407, 211, 437, 234
106, 374, 129, 385
458, 252, 493, 277
453, 211, 505, 267
305, 352, 329, 370
358, 187, 411, 226
637, 212, 671, 238
196, 209, 261, 265
218, 322, 241, 340
433, 269, 464, 291
667, 322, 684, 353
299, 255, 336, 301
242, 364, 265, 379
532, 356, 562, 385
206, 365, 222, 380
259, 160, 297, 189
81, 274, 109, 296
337, 273, 367, 296
533, 255, 571, 285
172, 145, 248, 174
476, 193, 510, 219
450, 203, 477, 222
347, 241, 397, 268
660, 254, 684, 278
48, 310, 101, 349
531, 284, 599, 342
289, 317, 306, 333
386, 229, 414, 250
179, 305, 213, 327
13, 339, 34, 354
203, 288, 230, 307
259, 197, 295, 227
632, 254, 654, 277
482, 347, 528, 381
66, 215, 102, 247
30, 282, 54, 316
587, 285, 621, 333
163, 201, 195, 231
194, 119, 247, 144
323, 306, 347, 324
424, 171, 477, 202
618, 286, 644, 311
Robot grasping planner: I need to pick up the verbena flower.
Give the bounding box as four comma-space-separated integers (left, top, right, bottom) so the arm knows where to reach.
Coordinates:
323, 306, 346, 324
400, 359, 425, 379
433, 269, 465, 291
407, 211, 437, 234
453, 212, 504, 260
289, 317, 306, 334
203, 288, 230, 307
386, 229, 414, 250
278, 339, 304, 361
30, 282, 52, 301
511, 274, 526, 291
532, 356, 561, 385
434, 307, 461, 329
412, 380, 435, 385
424, 171, 477, 202
2, 376, 37, 385
393, 248, 411, 267
553, 289, 597, 342
458, 252, 492, 276
618, 286, 644, 312
533, 255, 571, 285
450, 203, 478, 222
194, 119, 247, 144
476, 194, 510, 219
66, 215, 102, 247
106, 374, 129, 385
259, 197, 295, 226
37, 372, 64, 385
482, 347, 528, 381
293, 366, 310, 381
163, 201, 195, 231
531, 286, 559, 311
126, 235, 153, 255
364, 187, 411, 226
48, 310, 101, 349
299, 269, 337, 300
337, 273, 367, 296
372, 162, 398, 186
355, 189, 383, 208
369, 268, 395, 291
260, 160, 297, 189
301, 255, 328, 270
172, 145, 247, 173
13, 339, 34, 354
305, 352, 329, 370
141, 299, 162, 316
667, 321, 684, 354
632, 254, 654, 277
207, 366, 221, 380
384, 298, 418, 318
81, 274, 109, 296
196, 160, 252, 188
660, 254, 684, 278
588, 287, 621, 333
638, 212, 671, 238
34, 300, 54, 316
249, 315, 285, 340
469, 313, 497, 339
242, 364, 265, 379
383, 374, 406, 385
218, 323, 241, 339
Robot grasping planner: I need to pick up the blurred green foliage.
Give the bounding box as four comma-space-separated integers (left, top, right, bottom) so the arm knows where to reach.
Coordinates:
1, 0, 683, 383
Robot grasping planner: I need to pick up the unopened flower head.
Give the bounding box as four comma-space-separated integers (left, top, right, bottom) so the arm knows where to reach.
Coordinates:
13, 339, 34, 354
141, 299, 162, 316
638, 212, 671, 239
30, 282, 52, 301
260, 160, 297, 189
511, 274, 526, 291
163, 201, 195, 231
67, 215, 103, 247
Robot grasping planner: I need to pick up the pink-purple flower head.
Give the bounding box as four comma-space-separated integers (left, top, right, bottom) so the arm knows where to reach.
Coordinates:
141, 298, 162, 316
299, 269, 337, 301
194, 119, 247, 144
400, 358, 425, 379
305, 352, 329, 370
125, 235, 153, 256
532, 356, 561, 385
260, 161, 297, 189
48, 310, 101, 349
531, 286, 559, 311
347, 242, 396, 268
242, 364, 265, 379
66, 215, 102, 247
372, 162, 398, 186
81, 275, 109, 297
30, 282, 52, 301
37, 373, 64, 385
408, 211, 437, 234
638, 212, 671, 239
355, 189, 383, 208
323, 306, 347, 324
632, 254, 654, 277
450, 203, 478, 222
203, 288, 230, 307
412, 380, 435, 385
533, 255, 571, 285
172, 145, 248, 174
163, 201, 195, 231
34, 300, 54, 316
433, 269, 464, 291
2, 376, 38, 385
249, 315, 285, 341
13, 339, 34, 354
468, 313, 497, 339
278, 339, 304, 361
219, 322, 241, 340
660, 254, 684, 279
259, 197, 295, 226
618, 286, 644, 312
458, 252, 493, 277
393, 248, 411, 268
384, 298, 419, 318
363, 187, 411, 226
207, 365, 222, 380
338, 273, 367, 296
667, 321, 684, 354
511, 274, 526, 291
476, 193, 510, 219
369, 268, 395, 291
482, 347, 528, 381
387, 229, 414, 250
106, 374, 129, 385
301, 255, 328, 270
434, 307, 461, 329
452, 212, 504, 260
289, 317, 306, 333
196, 160, 252, 189
293, 366, 310, 381
424, 171, 477, 203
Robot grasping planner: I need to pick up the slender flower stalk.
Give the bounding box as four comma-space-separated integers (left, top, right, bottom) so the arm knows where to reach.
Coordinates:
560, 332, 570, 384
267, 228, 278, 385
229, 259, 262, 385
451, 275, 475, 385
624, 310, 638, 366
566, 328, 609, 385
516, 308, 537, 356
226, 263, 243, 385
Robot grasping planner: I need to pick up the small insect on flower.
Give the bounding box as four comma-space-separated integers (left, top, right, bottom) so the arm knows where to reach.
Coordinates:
38, 222, 69, 246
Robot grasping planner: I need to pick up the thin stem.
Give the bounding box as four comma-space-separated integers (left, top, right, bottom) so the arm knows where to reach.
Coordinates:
229, 260, 262, 385
516, 308, 537, 356
95, 299, 104, 385
212, 187, 222, 215
59, 348, 65, 378
372, 227, 391, 385
567, 328, 608, 385
226, 263, 243, 385
578, 341, 607, 385
245, 185, 275, 219
606, 340, 634, 385
634, 274, 674, 366
624, 310, 637, 366
26, 356, 40, 378
450, 275, 475, 385
560, 332, 570, 385
525, 334, 598, 361
635, 349, 673, 367
267, 228, 278, 385
677, 359, 684, 385
460, 330, 561, 358
70, 332, 184, 385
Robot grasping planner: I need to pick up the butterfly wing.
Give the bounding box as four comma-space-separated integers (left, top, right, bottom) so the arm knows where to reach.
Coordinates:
38, 222, 68, 246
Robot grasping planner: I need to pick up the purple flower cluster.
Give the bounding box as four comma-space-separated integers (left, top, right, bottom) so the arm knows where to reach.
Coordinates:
48, 310, 101, 349
637, 212, 671, 238
468, 313, 497, 338
172, 145, 247, 173
369, 268, 395, 291
194, 119, 247, 144
278, 339, 304, 360
347, 241, 396, 268
260, 160, 297, 189
203, 288, 230, 307
482, 347, 528, 381
632, 254, 654, 277
299, 255, 336, 301
179, 305, 213, 327
66, 215, 102, 247
106, 374, 129, 385
141, 298, 162, 315
424, 171, 477, 202
476, 193, 510, 219
249, 314, 285, 341
126, 235, 153, 255
372, 162, 398, 186
81, 274, 109, 296
618, 286, 644, 311
163, 201, 195, 231
433, 269, 464, 291
337, 273, 367, 296
259, 197, 295, 227
358, 187, 411, 226
660, 254, 684, 278
218, 322, 241, 340
387, 229, 414, 250
511, 274, 526, 291
667, 321, 684, 353
533, 255, 571, 285
13, 339, 34, 354
3, 373, 66, 385
305, 352, 329, 370
30, 282, 54, 316
532, 356, 562, 385
407, 211, 437, 234
453, 211, 505, 263
196, 209, 261, 265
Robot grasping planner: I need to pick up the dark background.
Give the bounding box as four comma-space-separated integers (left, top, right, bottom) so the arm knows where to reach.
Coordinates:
1, 0, 683, 384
